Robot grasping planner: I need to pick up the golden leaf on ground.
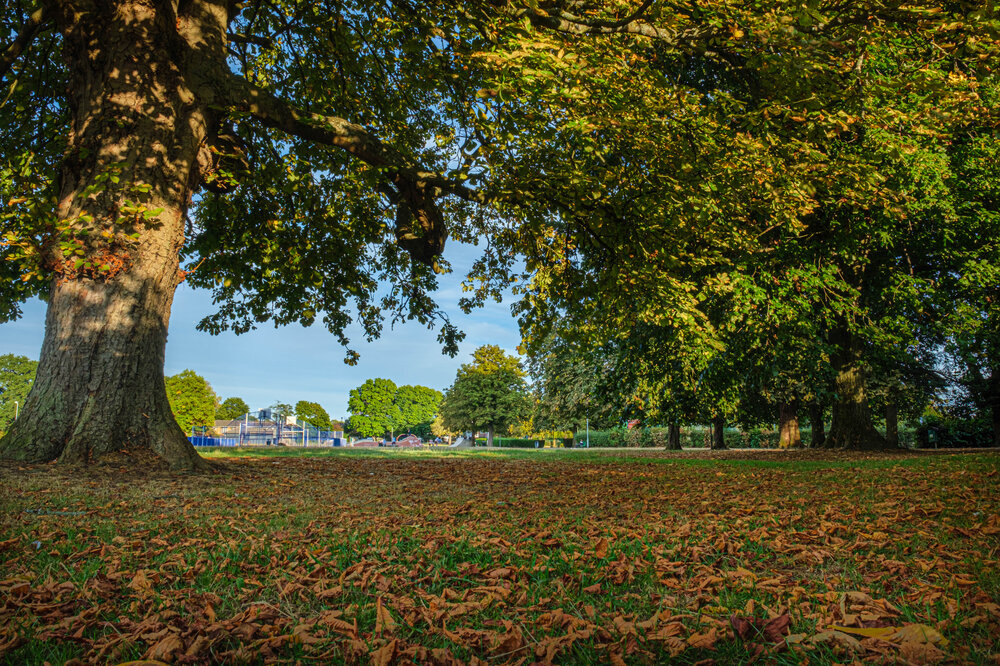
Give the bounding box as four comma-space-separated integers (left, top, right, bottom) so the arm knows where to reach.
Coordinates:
827, 625, 896, 639
594, 537, 609, 559
889, 624, 948, 646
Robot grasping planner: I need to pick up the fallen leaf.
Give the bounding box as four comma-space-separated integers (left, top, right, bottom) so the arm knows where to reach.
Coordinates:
375, 596, 396, 635
687, 627, 717, 650
370, 639, 397, 666
144, 634, 183, 662
808, 630, 864, 653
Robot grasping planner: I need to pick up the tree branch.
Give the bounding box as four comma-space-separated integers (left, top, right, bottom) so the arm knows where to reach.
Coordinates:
222, 72, 487, 204
507, 4, 717, 47
0, 7, 49, 83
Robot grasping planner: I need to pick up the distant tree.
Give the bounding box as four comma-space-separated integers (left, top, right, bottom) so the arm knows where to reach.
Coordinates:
348, 378, 401, 439
430, 415, 458, 442
0, 355, 37, 431
270, 402, 294, 424
394, 385, 443, 435
165, 370, 217, 435
440, 346, 530, 447
295, 400, 332, 430
217, 397, 250, 421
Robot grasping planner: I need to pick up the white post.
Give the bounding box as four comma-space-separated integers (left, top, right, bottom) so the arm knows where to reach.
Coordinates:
14, 401, 18, 420
586, 418, 589, 447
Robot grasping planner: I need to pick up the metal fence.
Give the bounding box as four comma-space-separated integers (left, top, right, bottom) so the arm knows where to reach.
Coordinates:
189, 418, 347, 447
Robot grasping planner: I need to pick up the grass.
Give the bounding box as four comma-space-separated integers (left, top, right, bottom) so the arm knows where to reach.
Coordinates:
1, 447, 998, 664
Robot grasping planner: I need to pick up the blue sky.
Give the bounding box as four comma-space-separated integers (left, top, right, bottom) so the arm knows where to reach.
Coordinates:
0, 242, 523, 419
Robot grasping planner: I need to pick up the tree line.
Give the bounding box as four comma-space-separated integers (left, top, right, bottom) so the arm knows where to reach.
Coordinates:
1, 1, 997, 468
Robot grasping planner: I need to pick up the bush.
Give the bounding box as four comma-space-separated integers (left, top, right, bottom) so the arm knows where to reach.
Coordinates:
684, 427, 710, 448
723, 428, 779, 449
574, 430, 613, 447
573, 428, 631, 447
916, 415, 993, 448
474, 437, 543, 448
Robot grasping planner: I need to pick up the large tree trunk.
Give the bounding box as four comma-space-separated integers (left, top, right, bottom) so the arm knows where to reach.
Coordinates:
0, 1, 227, 471
486, 428, 494, 448
665, 423, 682, 451
710, 414, 727, 450
826, 332, 887, 450
809, 403, 826, 448
778, 402, 802, 448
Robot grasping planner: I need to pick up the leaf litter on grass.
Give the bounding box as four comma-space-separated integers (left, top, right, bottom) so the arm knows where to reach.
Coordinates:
0, 449, 998, 664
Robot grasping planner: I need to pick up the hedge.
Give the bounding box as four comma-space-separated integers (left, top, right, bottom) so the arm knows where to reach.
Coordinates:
570, 424, 927, 449
916, 416, 993, 448
473, 437, 574, 448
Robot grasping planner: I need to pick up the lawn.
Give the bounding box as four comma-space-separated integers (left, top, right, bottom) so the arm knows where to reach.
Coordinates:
1, 448, 998, 664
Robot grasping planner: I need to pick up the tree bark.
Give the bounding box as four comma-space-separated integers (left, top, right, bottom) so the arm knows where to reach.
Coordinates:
885, 400, 899, 449
826, 332, 887, 450
710, 414, 727, 450
0, 0, 227, 471
809, 403, 826, 448
665, 423, 682, 450
487, 428, 494, 448
778, 402, 802, 448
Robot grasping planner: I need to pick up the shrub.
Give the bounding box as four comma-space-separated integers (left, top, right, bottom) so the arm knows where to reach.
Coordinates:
571, 428, 632, 447
574, 430, 614, 447
474, 437, 543, 448
916, 415, 993, 448
723, 428, 780, 449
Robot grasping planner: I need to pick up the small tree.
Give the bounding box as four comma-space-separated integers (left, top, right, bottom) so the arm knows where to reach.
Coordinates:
0, 355, 37, 431
165, 370, 217, 435
430, 415, 458, 443
440, 346, 530, 447
295, 400, 332, 430
271, 402, 294, 424
217, 397, 250, 421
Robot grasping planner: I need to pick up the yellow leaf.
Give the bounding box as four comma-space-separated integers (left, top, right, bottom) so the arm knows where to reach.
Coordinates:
889, 624, 948, 647
827, 625, 896, 638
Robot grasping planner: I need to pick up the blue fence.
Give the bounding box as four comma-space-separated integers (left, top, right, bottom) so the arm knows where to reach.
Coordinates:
190, 418, 347, 447
189, 436, 239, 447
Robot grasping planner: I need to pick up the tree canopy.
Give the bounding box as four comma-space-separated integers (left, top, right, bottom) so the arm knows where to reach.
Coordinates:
440, 345, 530, 446
295, 400, 333, 430
216, 397, 250, 421
347, 378, 401, 439
164, 370, 217, 435
0, 354, 37, 431
394, 385, 443, 435
0, 0, 995, 467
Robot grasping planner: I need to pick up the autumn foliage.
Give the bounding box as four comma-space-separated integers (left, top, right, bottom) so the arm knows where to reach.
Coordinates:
1, 449, 998, 664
